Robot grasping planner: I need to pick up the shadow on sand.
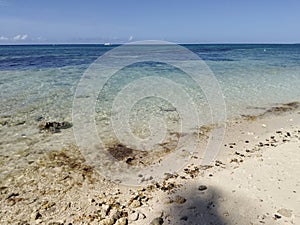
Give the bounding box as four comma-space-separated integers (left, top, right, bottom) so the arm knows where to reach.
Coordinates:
164, 183, 256, 225
163, 185, 242, 225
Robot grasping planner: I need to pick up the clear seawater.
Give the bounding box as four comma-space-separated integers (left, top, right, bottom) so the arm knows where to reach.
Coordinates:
0, 44, 300, 174
1, 44, 300, 121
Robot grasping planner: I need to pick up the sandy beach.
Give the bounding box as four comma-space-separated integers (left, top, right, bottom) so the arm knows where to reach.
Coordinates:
1, 1, 300, 224
0, 103, 299, 225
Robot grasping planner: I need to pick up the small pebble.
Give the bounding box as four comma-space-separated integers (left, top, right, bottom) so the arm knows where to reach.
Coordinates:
101, 204, 111, 216
180, 216, 188, 221
150, 217, 164, 225
100, 218, 114, 225
31, 211, 42, 220
130, 200, 141, 208
198, 185, 208, 191
277, 208, 292, 218
35, 116, 44, 122
128, 211, 139, 221
174, 195, 186, 204
114, 217, 127, 225
110, 209, 122, 220
48, 222, 64, 225
274, 214, 281, 219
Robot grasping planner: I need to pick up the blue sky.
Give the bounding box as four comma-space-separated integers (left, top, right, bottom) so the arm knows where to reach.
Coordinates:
0, 0, 299, 43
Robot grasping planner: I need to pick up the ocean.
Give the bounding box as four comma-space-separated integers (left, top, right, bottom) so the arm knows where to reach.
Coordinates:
1, 44, 300, 119
1, 43, 300, 180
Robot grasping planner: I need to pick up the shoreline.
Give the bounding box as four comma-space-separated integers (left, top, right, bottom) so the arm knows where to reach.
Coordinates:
0, 103, 300, 224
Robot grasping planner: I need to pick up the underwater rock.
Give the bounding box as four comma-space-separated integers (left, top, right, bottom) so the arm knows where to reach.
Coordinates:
264, 102, 300, 115
38, 121, 72, 133
35, 116, 44, 122
106, 143, 148, 165
107, 144, 134, 161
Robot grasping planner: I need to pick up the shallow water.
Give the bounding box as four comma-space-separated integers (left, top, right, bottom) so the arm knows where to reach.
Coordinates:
1, 44, 300, 120
0, 44, 300, 178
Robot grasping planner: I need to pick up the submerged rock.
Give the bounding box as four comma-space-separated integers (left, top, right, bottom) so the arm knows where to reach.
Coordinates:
264, 102, 300, 115
38, 121, 72, 133
107, 144, 134, 161
106, 143, 148, 165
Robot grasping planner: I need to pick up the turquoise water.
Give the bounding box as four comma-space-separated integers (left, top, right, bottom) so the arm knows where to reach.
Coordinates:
1, 43, 300, 181
1, 44, 300, 122
0, 44, 299, 149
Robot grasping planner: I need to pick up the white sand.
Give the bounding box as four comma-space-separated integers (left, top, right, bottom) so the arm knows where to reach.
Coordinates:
1, 108, 299, 225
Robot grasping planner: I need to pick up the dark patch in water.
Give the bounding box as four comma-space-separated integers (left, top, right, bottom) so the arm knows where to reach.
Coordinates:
192, 47, 235, 52
44, 146, 95, 183
107, 144, 134, 161
197, 53, 236, 62
38, 121, 72, 133
242, 102, 300, 120
0, 55, 95, 70
107, 143, 148, 165
205, 58, 235, 62
263, 102, 300, 115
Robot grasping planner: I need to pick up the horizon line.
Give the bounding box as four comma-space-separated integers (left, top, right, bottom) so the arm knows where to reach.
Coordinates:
0, 42, 299, 46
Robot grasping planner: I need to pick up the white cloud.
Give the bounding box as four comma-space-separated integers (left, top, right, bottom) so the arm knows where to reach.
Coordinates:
128, 35, 134, 41
21, 34, 28, 40
13, 34, 21, 40
0, 36, 8, 40
13, 34, 28, 41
